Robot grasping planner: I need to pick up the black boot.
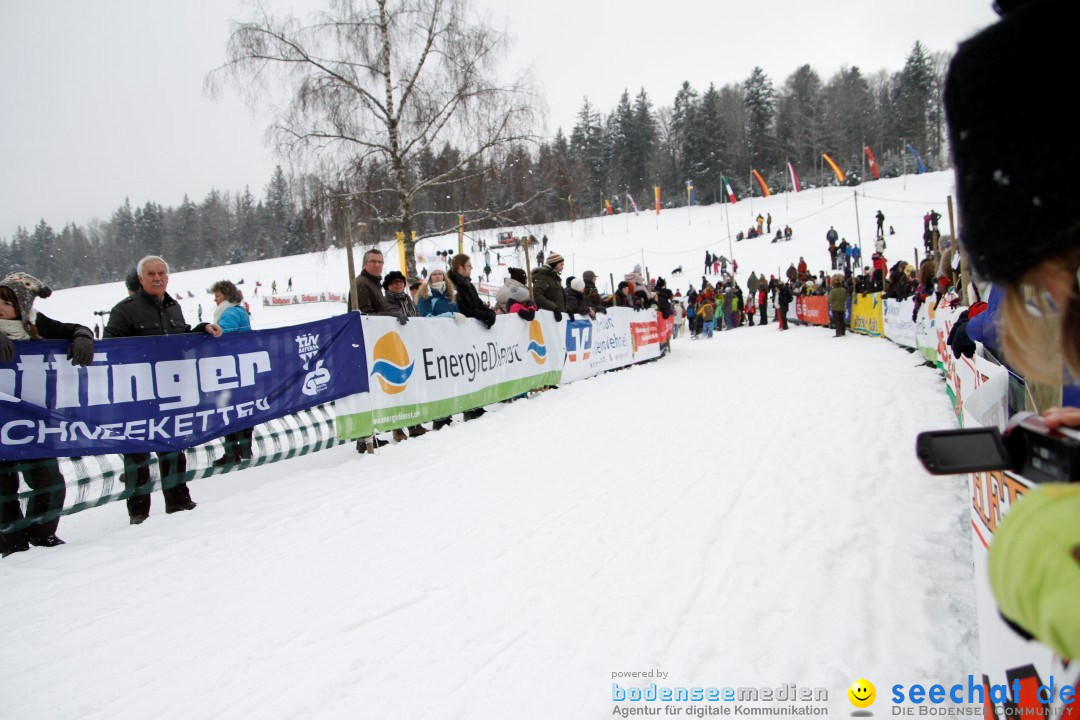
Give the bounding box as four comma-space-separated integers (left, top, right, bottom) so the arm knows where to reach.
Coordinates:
27, 534, 65, 548
1, 531, 29, 558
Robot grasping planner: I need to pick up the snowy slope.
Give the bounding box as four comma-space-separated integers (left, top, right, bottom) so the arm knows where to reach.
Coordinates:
0, 171, 977, 719
45, 171, 954, 333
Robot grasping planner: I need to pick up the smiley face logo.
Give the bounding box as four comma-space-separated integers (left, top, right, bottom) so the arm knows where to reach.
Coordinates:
848, 679, 876, 709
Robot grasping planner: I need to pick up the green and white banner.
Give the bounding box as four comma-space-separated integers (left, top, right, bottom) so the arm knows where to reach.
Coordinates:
336, 313, 564, 438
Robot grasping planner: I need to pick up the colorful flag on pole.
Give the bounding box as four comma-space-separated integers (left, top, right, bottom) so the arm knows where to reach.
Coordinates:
687, 180, 696, 206
625, 193, 639, 216
864, 147, 881, 180
752, 170, 771, 197
654, 186, 661, 215
787, 162, 801, 192
822, 153, 846, 183
905, 144, 927, 174
721, 175, 737, 204
604, 198, 614, 215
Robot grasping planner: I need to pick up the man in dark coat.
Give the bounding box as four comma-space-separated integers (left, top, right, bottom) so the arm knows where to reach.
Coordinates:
104, 255, 222, 524
582, 270, 604, 310
352, 249, 405, 321
531, 252, 567, 316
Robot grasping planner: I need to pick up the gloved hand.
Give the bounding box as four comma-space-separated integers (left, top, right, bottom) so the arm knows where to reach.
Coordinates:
481, 312, 496, 329
553, 310, 562, 322
453, 313, 467, 326
68, 334, 95, 366
947, 311, 976, 359
516, 308, 535, 321
397, 314, 409, 326
568, 312, 576, 322
0, 334, 15, 363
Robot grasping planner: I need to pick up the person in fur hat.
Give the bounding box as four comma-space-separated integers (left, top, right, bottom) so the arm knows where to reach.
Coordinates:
0, 271, 94, 557
944, 0, 1080, 659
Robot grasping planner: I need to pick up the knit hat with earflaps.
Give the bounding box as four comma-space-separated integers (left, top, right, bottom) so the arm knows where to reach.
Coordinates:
1, 272, 52, 334
546, 253, 564, 268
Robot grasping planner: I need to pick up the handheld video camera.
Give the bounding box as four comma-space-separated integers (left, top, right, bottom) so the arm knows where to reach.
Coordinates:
916, 412, 1080, 484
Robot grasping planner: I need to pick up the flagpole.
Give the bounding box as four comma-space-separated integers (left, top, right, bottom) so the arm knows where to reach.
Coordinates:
785, 160, 790, 212
749, 168, 754, 217
862, 140, 867, 196
725, 197, 733, 262
820, 152, 825, 206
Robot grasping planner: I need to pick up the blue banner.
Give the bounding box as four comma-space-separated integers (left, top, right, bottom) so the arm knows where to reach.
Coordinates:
0, 313, 367, 459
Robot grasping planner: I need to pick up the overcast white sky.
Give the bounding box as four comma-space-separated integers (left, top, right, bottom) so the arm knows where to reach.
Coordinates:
0, 0, 998, 237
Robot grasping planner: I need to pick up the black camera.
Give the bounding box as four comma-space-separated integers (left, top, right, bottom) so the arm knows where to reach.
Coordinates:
916, 412, 1080, 484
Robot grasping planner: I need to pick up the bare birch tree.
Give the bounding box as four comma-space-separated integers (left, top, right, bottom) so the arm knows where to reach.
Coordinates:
209, 0, 541, 276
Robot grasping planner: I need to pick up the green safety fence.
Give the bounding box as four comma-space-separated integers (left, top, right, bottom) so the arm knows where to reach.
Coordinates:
1, 403, 343, 534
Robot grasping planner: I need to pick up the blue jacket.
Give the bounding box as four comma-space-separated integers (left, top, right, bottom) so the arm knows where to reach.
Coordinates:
218, 304, 251, 333
965, 285, 1001, 354
417, 288, 458, 317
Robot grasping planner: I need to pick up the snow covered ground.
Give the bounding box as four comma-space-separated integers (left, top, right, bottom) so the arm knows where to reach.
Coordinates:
1, 171, 979, 718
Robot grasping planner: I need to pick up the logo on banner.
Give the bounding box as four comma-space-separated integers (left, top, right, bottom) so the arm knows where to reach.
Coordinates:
528, 321, 548, 364
566, 321, 592, 362
370, 332, 414, 394
296, 331, 331, 396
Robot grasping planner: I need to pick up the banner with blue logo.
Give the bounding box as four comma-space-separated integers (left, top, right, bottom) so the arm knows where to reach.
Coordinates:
560, 308, 638, 384
0, 313, 367, 459
335, 313, 564, 439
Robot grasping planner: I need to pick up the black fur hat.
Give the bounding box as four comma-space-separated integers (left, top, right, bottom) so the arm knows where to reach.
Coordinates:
944, 0, 1080, 284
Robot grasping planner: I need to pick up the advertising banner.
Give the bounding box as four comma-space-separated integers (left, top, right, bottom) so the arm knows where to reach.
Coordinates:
883, 298, 919, 349
561, 308, 637, 384
263, 291, 345, 307
795, 296, 830, 326
915, 299, 938, 364
851, 292, 884, 337
335, 313, 564, 439
0, 313, 367, 459
967, 467, 1080, 718
630, 310, 663, 362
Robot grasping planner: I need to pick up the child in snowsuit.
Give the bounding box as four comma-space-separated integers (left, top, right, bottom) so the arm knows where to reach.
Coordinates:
0, 272, 95, 557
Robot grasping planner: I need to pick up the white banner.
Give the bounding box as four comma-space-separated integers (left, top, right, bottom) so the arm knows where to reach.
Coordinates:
561, 308, 637, 384
882, 297, 919, 349
335, 312, 564, 437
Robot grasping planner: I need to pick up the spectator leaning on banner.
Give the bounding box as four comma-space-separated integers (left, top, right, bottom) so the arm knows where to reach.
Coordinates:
352, 248, 406, 324
0, 272, 95, 557
531, 252, 567, 319
104, 255, 222, 525
210, 279, 254, 466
